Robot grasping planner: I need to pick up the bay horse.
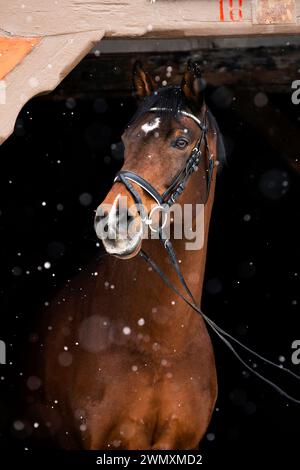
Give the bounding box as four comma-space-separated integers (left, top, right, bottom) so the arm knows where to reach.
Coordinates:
35, 62, 225, 450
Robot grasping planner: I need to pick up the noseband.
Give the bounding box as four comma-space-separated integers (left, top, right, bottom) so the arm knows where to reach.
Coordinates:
114, 107, 214, 216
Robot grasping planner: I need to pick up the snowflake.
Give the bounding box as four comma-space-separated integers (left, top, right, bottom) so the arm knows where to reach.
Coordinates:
123, 327, 131, 336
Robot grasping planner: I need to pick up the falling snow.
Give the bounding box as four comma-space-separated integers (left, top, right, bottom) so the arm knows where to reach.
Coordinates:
123, 326, 131, 336
13, 420, 25, 431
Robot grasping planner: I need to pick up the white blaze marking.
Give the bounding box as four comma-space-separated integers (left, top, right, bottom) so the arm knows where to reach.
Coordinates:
107, 194, 121, 238
141, 117, 160, 135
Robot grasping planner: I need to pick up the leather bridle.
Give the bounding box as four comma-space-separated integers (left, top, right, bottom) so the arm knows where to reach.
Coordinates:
114, 107, 214, 211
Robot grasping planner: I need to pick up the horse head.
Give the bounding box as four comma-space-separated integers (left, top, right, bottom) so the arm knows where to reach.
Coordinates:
94, 61, 212, 258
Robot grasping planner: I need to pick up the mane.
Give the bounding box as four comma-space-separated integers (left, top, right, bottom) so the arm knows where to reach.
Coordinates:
128, 85, 187, 126
207, 109, 227, 168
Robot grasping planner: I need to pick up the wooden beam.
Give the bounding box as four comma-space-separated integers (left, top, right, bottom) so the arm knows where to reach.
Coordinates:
94, 35, 300, 53
253, 0, 296, 24
0, 31, 104, 144
1, 0, 300, 39
1, 0, 300, 145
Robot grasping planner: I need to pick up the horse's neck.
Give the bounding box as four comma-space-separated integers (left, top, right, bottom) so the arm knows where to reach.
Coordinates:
134, 119, 217, 349
172, 171, 216, 305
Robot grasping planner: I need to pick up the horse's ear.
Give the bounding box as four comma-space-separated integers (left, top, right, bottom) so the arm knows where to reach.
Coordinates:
133, 61, 155, 99
181, 60, 203, 106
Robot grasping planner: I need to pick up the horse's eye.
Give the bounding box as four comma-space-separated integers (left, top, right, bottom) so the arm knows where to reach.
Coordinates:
175, 138, 189, 149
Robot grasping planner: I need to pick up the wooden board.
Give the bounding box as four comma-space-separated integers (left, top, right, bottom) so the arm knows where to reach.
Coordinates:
1, 0, 300, 38
0, 31, 104, 145
0, 37, 40, 80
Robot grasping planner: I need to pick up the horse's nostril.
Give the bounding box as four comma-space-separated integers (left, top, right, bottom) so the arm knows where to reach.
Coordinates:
95, 207, 138, 239
94, 211, 109, 237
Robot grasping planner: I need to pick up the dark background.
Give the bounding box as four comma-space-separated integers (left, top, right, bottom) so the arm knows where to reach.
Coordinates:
0, 46, 299, 465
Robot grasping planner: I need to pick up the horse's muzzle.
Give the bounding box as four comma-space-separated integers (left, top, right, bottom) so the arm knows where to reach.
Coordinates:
94, 203, 143, 259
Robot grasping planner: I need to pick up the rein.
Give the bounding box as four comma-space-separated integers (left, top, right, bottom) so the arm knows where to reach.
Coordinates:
114, 107, 300, 404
